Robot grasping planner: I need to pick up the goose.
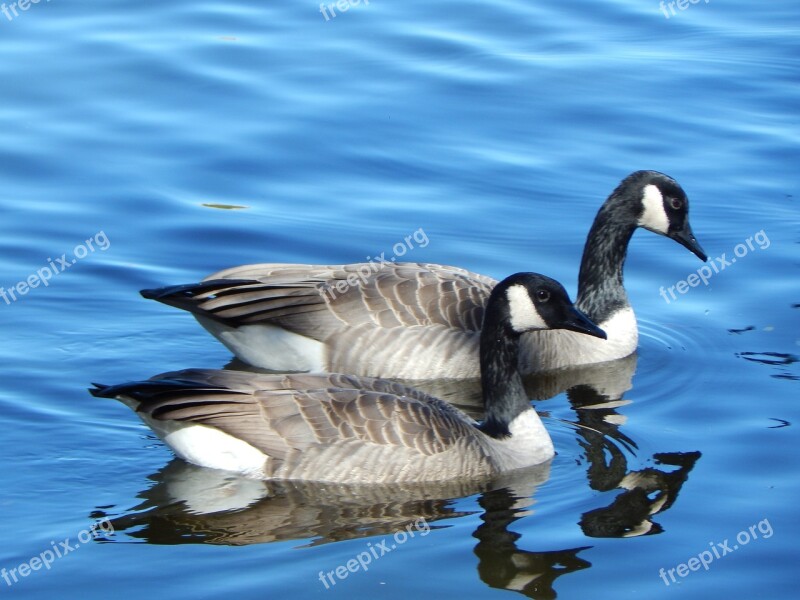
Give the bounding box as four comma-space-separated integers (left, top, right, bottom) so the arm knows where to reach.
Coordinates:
141, 170, 706, 378
92, 273, 606, 483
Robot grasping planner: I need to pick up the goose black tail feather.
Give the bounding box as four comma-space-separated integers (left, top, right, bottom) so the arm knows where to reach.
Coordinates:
89, 378, 223, 402
140, 279, 260, 316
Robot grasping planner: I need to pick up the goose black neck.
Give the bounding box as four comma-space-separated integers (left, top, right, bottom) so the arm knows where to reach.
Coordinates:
576, 200, 637, 322
478, 312, 531, 439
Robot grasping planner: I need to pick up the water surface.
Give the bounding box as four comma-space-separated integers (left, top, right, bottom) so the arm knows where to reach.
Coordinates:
0, 1, 797, 598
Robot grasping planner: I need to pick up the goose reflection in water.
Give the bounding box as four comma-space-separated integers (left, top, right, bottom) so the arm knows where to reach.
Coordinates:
472, 485, 591, 599
419, 353, 702, 539
91, 353, 700, 598
555, 355, 702, 538
95, 461, 594, 599
93, 460, 507, 546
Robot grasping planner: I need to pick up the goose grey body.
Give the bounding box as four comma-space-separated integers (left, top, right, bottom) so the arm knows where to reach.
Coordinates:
94, 273, 606, 483
142, 170, 706, 378
105, 370, 514, 483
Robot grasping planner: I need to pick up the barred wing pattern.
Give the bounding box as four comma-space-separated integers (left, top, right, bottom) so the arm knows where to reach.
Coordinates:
95, 369, 495, 483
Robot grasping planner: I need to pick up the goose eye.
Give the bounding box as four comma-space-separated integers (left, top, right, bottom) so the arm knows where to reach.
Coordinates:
670, 197, 684, 210
535, 290, 551, 303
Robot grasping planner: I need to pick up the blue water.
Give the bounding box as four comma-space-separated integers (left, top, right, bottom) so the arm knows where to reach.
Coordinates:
1, 0, 798, 598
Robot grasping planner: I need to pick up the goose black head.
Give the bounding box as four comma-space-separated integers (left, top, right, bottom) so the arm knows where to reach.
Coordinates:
489, 273, 607, 339
479, 273, 606, 438
625, 170, 707, 262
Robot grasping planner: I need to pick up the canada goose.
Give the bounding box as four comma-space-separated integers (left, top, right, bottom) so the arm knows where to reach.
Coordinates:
92, 273, 606, 483
141, 170, 705, 378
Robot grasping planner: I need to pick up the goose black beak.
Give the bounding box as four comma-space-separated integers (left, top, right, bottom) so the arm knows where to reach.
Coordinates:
563, 307, 607, 340
669, 222, 707, 262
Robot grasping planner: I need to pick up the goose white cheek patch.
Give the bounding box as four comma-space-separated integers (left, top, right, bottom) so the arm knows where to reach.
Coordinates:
507, 285, 548, 332
638, 184, 670, 234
